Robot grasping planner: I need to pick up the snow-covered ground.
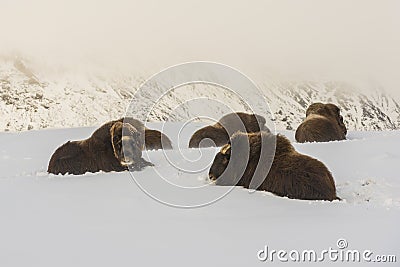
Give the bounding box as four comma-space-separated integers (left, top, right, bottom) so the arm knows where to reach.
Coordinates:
0, 123, 399, 266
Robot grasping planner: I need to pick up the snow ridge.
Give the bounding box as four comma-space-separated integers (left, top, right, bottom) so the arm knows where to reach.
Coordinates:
1, 57, 399, 131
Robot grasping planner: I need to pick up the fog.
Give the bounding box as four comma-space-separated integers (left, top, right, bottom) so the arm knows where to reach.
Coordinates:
1, 0, 400, 97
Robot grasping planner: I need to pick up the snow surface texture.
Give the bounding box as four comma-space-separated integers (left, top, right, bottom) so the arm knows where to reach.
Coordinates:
1, 56, 400, 132
0, 123, 398, 266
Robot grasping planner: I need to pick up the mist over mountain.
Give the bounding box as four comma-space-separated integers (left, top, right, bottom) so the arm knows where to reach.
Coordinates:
2, 1, 400, 97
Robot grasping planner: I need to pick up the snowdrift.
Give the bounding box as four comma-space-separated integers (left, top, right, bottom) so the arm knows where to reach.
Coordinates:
0, 123, 398, 266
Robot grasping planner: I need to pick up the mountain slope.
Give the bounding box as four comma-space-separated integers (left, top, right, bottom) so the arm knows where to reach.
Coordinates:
1, 57, 399, 131
264, 81, 400, 130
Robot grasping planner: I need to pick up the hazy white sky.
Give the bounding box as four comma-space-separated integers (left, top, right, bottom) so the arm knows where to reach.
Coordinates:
1, 0, 400, 96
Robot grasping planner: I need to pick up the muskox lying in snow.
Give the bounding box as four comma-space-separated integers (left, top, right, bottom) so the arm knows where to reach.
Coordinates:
189, 112, 270, 148
144, 129, 173, 150
112, 118, 173, 150
209, 131, 339, 201
48, 117, 172, 175
295, 103, 347, 143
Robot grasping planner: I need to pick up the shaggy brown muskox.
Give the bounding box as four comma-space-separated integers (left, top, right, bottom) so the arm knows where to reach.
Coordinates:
209, 131, 339, 201
110, 118, 173, 150
47, 119, 153, 175
188, 112, 270, 148
295, 103, 347, 143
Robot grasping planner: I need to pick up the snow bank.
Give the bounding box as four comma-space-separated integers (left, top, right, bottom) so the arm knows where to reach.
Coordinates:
0, 124, 398, 266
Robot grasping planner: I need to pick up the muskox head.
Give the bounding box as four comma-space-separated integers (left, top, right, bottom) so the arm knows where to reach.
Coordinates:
306, 103, 347, 136
110, 122, 144, 166
208, 143, 232, 181
208, 131, 276, 188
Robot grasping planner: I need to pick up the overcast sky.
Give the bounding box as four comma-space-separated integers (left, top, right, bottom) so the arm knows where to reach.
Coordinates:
1, 0, 400, 97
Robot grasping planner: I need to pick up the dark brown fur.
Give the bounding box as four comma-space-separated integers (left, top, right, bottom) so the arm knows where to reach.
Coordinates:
209, 131, 339, 201
189, 112, 270, 148
110, 122, 143, 164
144, 129, 173, 150
47, 118, 153, 175
113, 118, 173, 150
296, 103, 347, 143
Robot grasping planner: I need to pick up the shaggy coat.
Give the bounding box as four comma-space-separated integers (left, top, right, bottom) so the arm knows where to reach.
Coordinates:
295, 103, 347, 143
144, 129, 173, 150
189, 112, 270, 148
47, 118, 153, 175
113, 118, 173, 150
209, 131, 339, 201
110, 121, 144, 165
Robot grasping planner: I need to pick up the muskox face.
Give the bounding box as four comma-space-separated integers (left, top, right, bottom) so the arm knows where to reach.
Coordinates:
111, 122, 143, 166
208, 132, 252, 186
325, 104, 347, 136
338, 114, 347, 135
209, 131, 277, 188
208, 143, 231, 181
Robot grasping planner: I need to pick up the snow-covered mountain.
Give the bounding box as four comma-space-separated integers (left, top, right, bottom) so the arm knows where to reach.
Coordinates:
264, 81, 400, 131
1, 56, 399, 131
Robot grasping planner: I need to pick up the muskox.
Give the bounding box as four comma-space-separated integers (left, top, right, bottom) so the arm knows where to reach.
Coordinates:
209, 131, 339, 201
144, 129, 173, 150
48, 118, 154, 175
114, 117, 173, 150
189, 112, 270, 148
295, 103, 347, 143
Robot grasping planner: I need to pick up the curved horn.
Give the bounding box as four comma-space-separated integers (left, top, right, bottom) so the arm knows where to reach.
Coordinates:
221, 144, 231, 155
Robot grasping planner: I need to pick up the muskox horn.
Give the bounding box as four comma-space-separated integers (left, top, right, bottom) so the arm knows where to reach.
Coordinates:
221, 144, 231, 155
